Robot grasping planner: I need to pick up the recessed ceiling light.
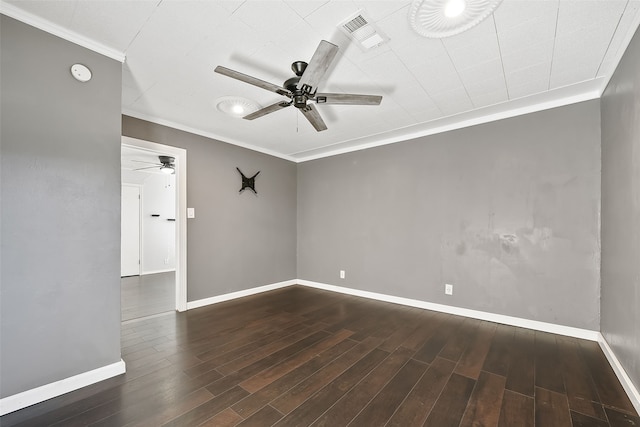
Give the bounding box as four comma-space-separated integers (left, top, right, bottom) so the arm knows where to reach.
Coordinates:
409, 0, 503, 38
214, 96, 261, 118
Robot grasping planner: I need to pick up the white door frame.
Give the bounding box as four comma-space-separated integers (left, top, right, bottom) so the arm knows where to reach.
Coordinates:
122, 136, 188, 312
121, 183, 142, 277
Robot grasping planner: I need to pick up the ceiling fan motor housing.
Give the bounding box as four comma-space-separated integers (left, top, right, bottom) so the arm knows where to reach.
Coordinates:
159, 155, 175, 166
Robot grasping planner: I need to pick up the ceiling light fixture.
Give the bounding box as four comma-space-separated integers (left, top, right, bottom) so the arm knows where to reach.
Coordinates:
444, 0, 466, 17
160, 164, 175, 174
215, 96, 261, 118
409, 0, 503, 38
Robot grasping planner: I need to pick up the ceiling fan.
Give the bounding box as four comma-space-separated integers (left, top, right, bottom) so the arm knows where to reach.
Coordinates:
131, 155, 175, 174
214, 40, 383, 132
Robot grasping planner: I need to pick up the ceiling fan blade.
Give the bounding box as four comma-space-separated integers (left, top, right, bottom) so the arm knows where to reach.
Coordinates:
133, 166, 160, 171
130, 159, 161, 165
314, 93, 382, 105
243, 101, 292, 120
214, 66, 291, 97
300, 104, 328, 132
297, 40, 339, 95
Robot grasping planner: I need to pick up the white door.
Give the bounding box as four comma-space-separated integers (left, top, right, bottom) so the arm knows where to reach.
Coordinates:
121, 185, 141, 277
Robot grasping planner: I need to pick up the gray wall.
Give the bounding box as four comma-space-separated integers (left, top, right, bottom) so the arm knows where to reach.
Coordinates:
601, 26, 640, 391
1, 16, 122, 398
122, 117, 297, 301
298, 100, 601, 330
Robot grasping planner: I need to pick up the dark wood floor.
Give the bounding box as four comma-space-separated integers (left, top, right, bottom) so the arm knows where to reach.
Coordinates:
121, 272, 175, 321
2, 285, 638, 426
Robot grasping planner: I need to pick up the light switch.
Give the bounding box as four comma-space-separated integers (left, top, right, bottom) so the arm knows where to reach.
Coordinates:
187, 208, 195, 219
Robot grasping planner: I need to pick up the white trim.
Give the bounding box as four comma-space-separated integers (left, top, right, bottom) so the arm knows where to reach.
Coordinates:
141, 268, 176, 275
293, 80, 603, 162
122, 137, 188, 312
297, 280, 600, 341
598, 5, 640, 96
598, 334, 640, 414
0, 359, 125, 416
122, 110, 297, 163
186, 280, 297, 310
121, 183, 142, 277
0, 1, 125, 62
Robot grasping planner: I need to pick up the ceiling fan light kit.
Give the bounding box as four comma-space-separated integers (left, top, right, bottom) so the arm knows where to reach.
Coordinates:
214, 40, 383, 132
409, 0, 504, 38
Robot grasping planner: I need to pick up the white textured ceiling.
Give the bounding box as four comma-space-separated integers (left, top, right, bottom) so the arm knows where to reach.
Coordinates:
3, 0, 640, 161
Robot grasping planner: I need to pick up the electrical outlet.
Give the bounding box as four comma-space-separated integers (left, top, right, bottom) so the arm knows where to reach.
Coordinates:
340, 270, 345, 279
164, 258, 169, 265
445, 284, 453, 295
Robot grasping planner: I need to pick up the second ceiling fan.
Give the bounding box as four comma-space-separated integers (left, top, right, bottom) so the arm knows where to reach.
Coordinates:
214, 40, 382, 132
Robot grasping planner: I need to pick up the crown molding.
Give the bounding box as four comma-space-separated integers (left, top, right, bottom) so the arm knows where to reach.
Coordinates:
122, 109, 298, 163
292, 79, 603, 162
0, 1, 125, 62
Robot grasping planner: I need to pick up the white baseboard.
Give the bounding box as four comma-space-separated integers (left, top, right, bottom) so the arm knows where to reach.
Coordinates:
297, 280, 600, 341
598, 334, 640, 414
0, 359, 126, 416
141, 268, 176, 275
186, 279, 297, 310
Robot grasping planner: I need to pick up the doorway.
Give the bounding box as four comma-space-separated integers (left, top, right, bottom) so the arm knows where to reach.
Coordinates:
121, 136, 187, 315
121, 184, 141, 277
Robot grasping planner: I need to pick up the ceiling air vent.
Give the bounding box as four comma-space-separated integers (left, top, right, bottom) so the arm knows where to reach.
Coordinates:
339, 11, 388, 50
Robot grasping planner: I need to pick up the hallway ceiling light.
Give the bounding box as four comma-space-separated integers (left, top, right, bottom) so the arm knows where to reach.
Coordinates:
160, 164, 175, 174
409, 0, 503, 38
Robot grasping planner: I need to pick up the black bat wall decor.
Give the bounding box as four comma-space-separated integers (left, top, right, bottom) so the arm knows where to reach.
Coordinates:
237, 167, 260, 194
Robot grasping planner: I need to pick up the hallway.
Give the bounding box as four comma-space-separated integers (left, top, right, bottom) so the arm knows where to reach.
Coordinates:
121, 272, 175, 321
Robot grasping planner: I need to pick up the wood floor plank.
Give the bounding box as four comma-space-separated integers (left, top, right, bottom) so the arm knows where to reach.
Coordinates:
482, 324, 515, 376
570, 411, 609, 427
124, 388, 214, 427
235, 405, 283, 427
309, 346, 415, 427
413, 314, 463, 364
216, 325, 328, 375
459, 370, 507, 427
423, 373, 476, 426
197, 408, 243, 427
498, 390, 534, 427
505, 328, 535, 397
603, 407, 640, 426
205, 331, 330, 396
386, 357, 456, 427
438, 317, 481, 362
535, 332, 566, 394
271, 348, 389, 427
454, 321, 497, 380
578, 340, 638, 415
269, 336, 383, 415
231, 339, 356, 418
535, 386, 572, 427
160, 386, 248, 427
348, 358, 428, 426
239, 329, 354, 393
558, 337, 606, 421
